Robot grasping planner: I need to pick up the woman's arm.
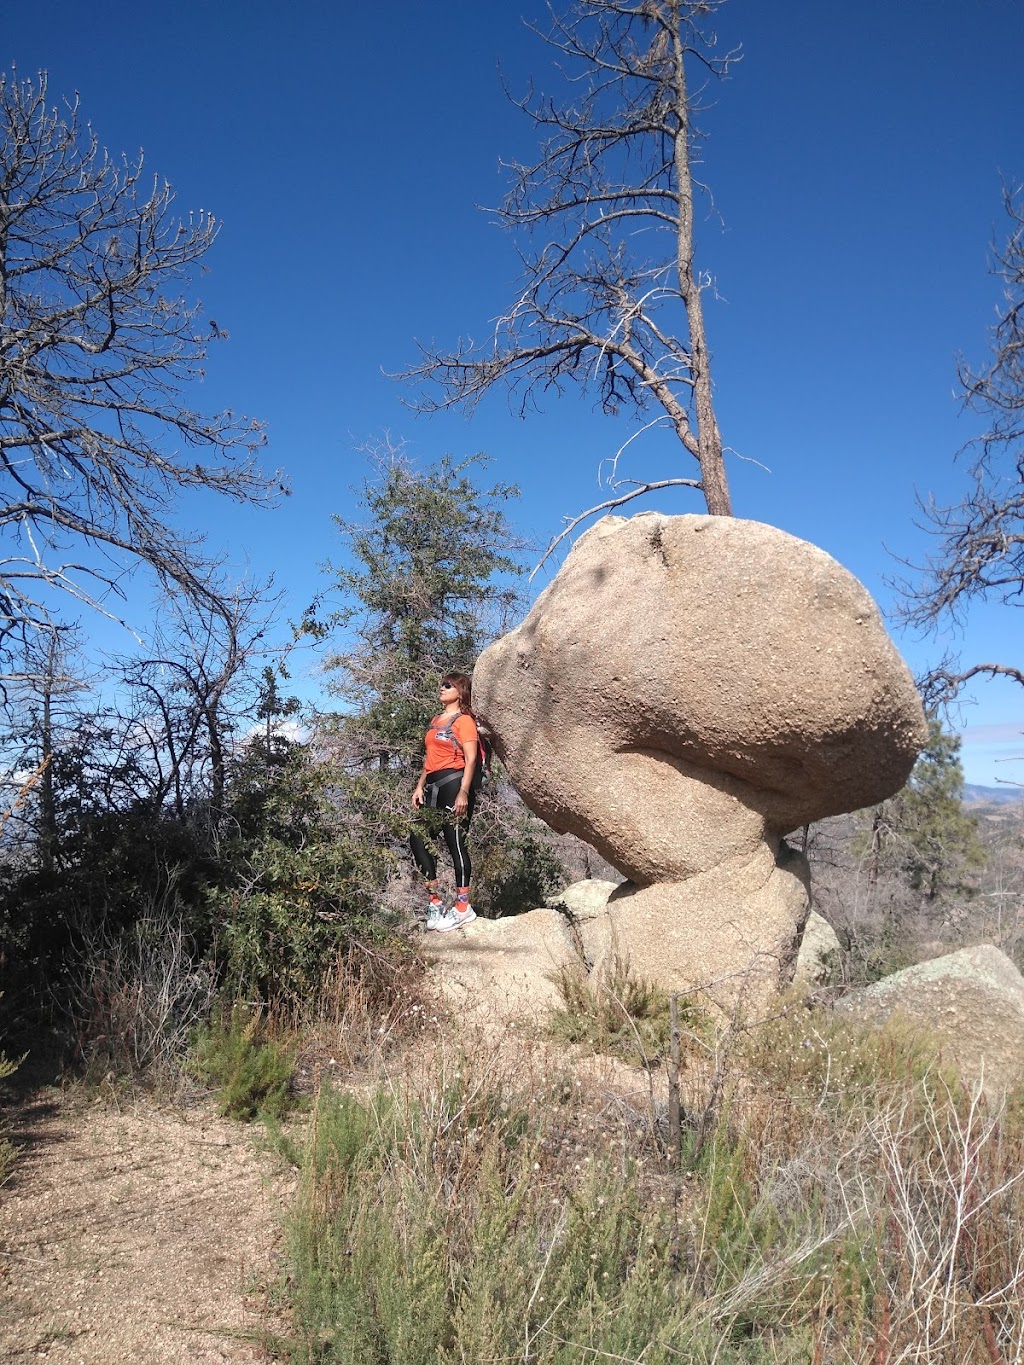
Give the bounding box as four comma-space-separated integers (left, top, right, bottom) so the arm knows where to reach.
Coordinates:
412, 756, 430, 809
452, 739, 477, 818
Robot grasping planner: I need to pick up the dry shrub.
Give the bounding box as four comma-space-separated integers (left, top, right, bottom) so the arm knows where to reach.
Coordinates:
291, 936, 440, 1082
733, 1002, 1024, 1361
66, 912, 216, 1097
549, 951, 709, 1067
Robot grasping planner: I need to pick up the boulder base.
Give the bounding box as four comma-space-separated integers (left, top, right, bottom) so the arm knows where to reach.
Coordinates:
580, 848, 811, 1015
836, 945, 1024, 1098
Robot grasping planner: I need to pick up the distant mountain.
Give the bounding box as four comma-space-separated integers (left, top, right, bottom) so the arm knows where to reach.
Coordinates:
963, 782, 1023, 807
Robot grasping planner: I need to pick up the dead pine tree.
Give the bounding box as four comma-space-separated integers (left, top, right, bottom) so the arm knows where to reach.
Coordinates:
402, 1, 740, 565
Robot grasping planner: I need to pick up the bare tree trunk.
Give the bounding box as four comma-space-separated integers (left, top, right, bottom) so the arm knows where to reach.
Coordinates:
402, 1, 740, 543
38, 643, 56, 875
667, 993, 682, 1166
868, 811, 883, 890
672, 15, 731, 516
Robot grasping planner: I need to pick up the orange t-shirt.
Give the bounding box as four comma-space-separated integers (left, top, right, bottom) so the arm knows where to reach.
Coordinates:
424, 711, 479, 775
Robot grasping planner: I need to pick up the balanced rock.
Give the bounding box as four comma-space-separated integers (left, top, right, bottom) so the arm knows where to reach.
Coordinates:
835, 945, 1024, 1098
473, 513, 926, 1012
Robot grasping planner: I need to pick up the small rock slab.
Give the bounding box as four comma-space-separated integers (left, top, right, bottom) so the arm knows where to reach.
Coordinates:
426, 907, 578, 1030
794, 910, 843, 986
836, 944, 1024, 1099
544, 878, 620, 920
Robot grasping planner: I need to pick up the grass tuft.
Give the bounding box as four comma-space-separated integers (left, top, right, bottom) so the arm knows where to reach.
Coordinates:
548, 950, 708, 1066
191, 1006, 296, 1121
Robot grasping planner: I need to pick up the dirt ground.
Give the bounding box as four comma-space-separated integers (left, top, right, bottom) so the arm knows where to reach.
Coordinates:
0, 1089, 295, 1364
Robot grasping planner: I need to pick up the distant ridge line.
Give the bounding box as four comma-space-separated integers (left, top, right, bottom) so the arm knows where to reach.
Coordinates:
963, 782, 1022, 807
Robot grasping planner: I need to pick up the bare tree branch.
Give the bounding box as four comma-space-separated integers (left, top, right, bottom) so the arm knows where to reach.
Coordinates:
399, 1, 739, 522
531, 475, 701, 579
0, 70, 285, 680
919, 661, 1024, 709
898, 182, 1024, 692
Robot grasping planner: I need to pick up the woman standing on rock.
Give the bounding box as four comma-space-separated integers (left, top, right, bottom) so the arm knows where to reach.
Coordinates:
410, 672, 480, 931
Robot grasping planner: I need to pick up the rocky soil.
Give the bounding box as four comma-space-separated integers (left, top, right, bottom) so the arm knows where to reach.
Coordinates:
0, 1089, 294, 1363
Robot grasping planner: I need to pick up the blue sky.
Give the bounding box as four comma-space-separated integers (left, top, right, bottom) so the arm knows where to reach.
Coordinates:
5, 0, 1023, 784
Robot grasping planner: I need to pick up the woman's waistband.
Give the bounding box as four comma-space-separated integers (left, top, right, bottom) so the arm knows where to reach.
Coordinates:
425, 767, 464, 783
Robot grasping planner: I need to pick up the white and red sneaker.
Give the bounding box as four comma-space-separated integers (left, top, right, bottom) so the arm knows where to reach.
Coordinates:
425, 899, 447, 930
432, 903, 476, 932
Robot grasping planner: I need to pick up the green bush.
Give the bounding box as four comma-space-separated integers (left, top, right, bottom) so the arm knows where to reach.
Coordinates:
470, 804, 567, 918
191, 1007, 295, 1121
279, 1072, 858, 1364
285, 1083, 687, 1364
210, 749, 400, 1003
0, 796, 217, 1015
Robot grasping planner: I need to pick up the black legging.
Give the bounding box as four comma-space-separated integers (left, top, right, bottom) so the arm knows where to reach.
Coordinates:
410, 768, 475, 885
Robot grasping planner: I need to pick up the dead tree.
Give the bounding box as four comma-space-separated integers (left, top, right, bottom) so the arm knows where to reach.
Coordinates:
0, 71, 281, 682
902, 182, 1024, 699
112, 578, 280, 826
401, 1, 739, 558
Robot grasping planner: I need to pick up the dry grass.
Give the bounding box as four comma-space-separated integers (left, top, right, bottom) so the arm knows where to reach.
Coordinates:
64, 912, 217, 1099
273, 991, 1024, 1363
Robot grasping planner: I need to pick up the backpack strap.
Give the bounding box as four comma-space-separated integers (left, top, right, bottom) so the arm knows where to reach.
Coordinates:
445, 711, 488, 788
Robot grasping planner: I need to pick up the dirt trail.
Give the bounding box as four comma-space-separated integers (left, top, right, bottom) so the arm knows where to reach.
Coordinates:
0, 1091, 295, 1364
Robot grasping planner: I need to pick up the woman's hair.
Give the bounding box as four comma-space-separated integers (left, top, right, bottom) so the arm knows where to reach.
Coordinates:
441, 672, 475, 718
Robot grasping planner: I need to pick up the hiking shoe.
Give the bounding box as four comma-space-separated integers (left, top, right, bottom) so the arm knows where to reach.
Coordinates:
432, 903, 476, 932
425, 900, 447, 930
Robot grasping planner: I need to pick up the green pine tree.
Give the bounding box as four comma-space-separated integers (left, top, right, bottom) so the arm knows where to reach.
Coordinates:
861, 719, 986, 908
305, 442, 565, 918
306, 443, 526, 777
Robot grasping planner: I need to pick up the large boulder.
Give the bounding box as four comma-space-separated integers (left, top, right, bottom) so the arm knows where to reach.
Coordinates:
476, 513, 925, 874
472, 513, 926, 1012
835, 945, 1024, 1098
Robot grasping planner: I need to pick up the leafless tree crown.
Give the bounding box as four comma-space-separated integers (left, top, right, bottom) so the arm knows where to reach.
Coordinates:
402, 0, 738, 536
901, 183, 1024, 698
0, 70, 281, 678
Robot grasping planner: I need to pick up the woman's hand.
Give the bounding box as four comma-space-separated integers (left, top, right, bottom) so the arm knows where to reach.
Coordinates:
412, 784, 425, 809
453, 788, 469, 819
